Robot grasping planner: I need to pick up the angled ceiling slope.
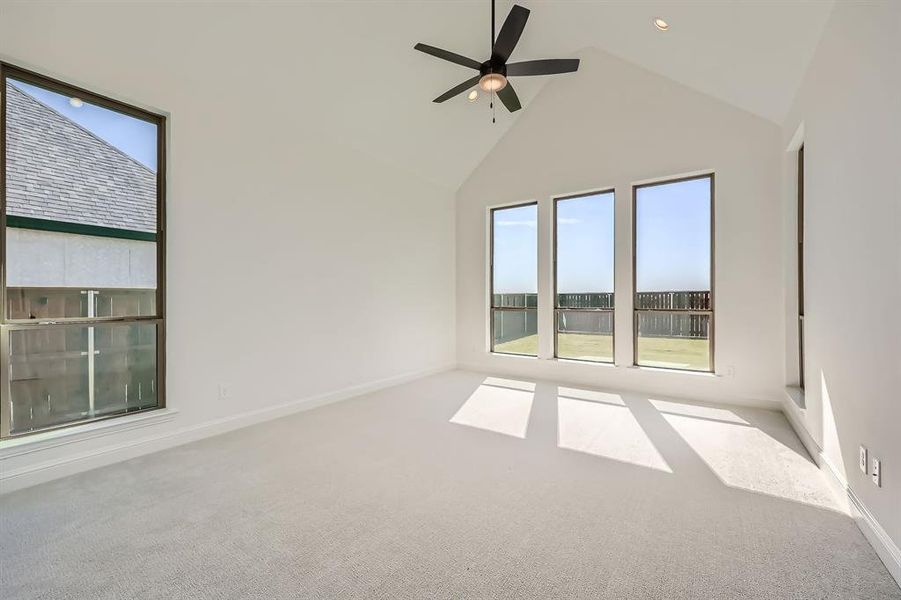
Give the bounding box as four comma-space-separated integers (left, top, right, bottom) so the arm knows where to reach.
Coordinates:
0, 1, 833, 191
514, 0, 834, 125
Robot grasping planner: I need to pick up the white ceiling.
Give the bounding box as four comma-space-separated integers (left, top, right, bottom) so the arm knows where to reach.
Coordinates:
0, 1, 834, 190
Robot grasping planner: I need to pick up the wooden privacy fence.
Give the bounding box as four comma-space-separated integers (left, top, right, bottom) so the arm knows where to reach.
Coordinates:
493, 293, 539, 308
634, 290, 710, 339
634, 290, 710, 311
493, 291, 710, 340
493, 309, 538, 344
557, 310, 613, 335
636, 312, 709, 339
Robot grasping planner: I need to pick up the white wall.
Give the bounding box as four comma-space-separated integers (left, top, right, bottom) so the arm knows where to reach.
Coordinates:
456, 48, 784, 408
0, 4, 456, 489
781, 0, 901, 564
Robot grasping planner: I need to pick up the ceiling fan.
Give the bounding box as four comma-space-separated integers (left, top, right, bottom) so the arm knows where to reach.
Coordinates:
414, 0, 579, 115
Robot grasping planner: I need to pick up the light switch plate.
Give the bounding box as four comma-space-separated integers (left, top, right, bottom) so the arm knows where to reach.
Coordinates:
872, 457, 881, 487
859, 446, 868, 474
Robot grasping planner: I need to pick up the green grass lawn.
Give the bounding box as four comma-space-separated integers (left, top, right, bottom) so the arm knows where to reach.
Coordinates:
494, 333, 710, 371
557, 333, 613, 362
493, 334, 541, 356
636, 336, 709, 371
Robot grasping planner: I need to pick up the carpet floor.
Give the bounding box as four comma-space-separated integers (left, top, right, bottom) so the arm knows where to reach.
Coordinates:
1, 369, 899, 599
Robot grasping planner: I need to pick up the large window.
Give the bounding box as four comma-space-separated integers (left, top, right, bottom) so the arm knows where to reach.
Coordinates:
1, 64, 166, 437
554, 191, 615, 363
490, 203, 537, 356
633, 175, 713, 372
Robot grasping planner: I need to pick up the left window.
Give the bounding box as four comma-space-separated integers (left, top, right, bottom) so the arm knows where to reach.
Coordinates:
1, 64, 166, 437
490, 203, 537, 356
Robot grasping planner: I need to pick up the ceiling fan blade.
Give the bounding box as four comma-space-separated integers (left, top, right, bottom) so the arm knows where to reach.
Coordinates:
491, 5, 529, 63
506, 59, 580, 77
414, 43, 482, 70
433, 75, 481, 103
497, 82, 522, 113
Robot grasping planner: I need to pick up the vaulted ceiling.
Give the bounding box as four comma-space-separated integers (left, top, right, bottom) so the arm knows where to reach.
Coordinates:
0, 1, 834, 190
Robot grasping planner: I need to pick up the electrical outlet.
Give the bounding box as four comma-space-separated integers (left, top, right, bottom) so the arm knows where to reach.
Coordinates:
218, 384, 230, 401
872, 457, 881, 487
859, 446, 868, 474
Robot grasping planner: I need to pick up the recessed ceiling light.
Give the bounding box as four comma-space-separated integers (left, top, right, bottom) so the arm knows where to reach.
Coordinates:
467, 90, 479, 102
653, 17, 669, 31
69, 97, 84, 108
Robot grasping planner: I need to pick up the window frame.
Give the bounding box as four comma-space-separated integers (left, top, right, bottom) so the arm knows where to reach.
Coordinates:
797, 146, 805, 390
552, 189, 616, 364
489, 201, 538, 356
631, 173, 715, 373
0, 62, 167, 438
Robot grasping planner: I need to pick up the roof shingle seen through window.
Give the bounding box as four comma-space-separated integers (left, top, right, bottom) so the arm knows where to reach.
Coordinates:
5, 82, 157, 234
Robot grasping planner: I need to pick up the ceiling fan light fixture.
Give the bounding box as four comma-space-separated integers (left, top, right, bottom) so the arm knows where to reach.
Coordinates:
653, 17, 669, 31
479, 73, 507, 93
467, 90, 479, 102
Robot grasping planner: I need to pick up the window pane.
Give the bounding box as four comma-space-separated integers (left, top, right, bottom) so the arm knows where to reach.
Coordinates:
492, 310, 537, 356
7, 322, 158, 435
555, 192, 614, 362
636, 312, 710, 371
557, 293, 613, 309
635, 177, 712, 371
94, 322, 158, 416
635, 178, 710, 294
556, 192, 614, 296
492, 204, 537, 355
7, 288, 156, 320
493, 293, 537, 308
7, 288, 86, 320
8, 327, 89, 433
4, 78, 158, 319
556, 310, 613, 362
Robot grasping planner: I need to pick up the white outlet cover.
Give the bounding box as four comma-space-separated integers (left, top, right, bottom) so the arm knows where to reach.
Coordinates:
859, 446, 868, 474
872, 457, 881, 487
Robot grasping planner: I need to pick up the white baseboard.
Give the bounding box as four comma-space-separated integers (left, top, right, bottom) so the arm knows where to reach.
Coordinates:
457, 360, 782, 411
780, 395, 822, 471
847, 486, 901, 586
0, 363, 455, 494
780, 394, 901, 589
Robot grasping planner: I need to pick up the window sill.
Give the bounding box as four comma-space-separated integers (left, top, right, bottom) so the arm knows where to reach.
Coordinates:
0, 408, 178, 459
550, 357, 617, 368
485, 352, 719, 377
626, 365, 720, 377
488, 350, 539, 360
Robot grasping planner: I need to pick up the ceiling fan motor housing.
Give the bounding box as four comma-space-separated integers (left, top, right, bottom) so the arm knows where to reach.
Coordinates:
480, 60, 507, 77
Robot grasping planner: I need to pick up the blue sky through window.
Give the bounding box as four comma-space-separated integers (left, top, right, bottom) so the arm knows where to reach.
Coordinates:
556, 192, 614, 293
636, 177, 711, 292
11, 79, 157, 171
493, 204, 538, 294
493, 178, 710, 294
